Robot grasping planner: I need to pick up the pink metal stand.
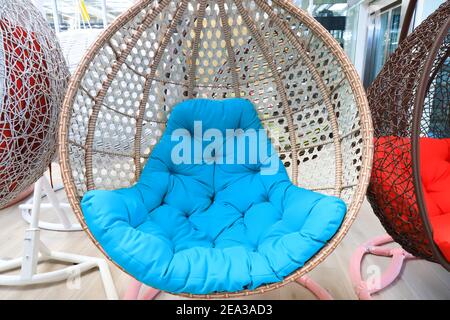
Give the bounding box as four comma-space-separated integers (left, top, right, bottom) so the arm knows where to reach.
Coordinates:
123, 280, 161, 300
123, 275, 333, 300
350, 234, 414, 300
295, 276, 333, 300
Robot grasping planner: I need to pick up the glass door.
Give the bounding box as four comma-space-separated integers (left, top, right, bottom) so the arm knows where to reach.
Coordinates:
364, 2, 403, 87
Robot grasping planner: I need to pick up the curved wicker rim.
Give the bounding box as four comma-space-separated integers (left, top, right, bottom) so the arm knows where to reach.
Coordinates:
59, 0, 373, 298
411, 17, 450, 271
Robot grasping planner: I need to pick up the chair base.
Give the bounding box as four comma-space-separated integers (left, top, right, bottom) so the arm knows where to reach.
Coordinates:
19, 176, 82, 232
0, 176, 118, 300
349, 234, 414, 300
0, 239, 118, 300
123, 275, 333, 300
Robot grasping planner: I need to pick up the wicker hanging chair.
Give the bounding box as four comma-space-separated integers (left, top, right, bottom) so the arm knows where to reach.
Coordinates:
59, 0, 373, 297
366, 1, 450, 270
0, 0, 69, 209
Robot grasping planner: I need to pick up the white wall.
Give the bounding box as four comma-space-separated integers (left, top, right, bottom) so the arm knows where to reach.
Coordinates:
413, 0, 446, 27
351, 1, 369, 77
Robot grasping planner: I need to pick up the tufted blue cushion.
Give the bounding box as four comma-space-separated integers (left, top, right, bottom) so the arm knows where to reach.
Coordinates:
81, 98, 346, 294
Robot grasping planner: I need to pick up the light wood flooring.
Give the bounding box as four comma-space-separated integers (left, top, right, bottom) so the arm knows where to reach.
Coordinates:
0, 165, 449, 300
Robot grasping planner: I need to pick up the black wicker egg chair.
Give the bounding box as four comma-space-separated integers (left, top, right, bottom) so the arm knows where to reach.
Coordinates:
350, 0, 450, 300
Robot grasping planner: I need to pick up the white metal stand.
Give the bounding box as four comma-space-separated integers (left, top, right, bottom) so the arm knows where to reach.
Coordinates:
0, 177, 118, 299
19, 176, 82, 231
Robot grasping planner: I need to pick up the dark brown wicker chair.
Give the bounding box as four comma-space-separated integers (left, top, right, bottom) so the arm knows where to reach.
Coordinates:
350, 0, 450, 300
368, 0, 450, 268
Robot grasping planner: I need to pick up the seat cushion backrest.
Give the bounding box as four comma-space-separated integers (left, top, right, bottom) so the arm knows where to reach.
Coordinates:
420, 138, 450, 217
138, 98, 284, 217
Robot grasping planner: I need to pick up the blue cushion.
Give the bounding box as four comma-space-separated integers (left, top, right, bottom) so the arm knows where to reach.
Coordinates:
81, 98, 346, 294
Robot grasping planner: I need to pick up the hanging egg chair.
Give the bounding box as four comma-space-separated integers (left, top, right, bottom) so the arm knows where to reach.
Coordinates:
366, 1, 450, 270
59, 0, 373, 297
0, 0, 69, 209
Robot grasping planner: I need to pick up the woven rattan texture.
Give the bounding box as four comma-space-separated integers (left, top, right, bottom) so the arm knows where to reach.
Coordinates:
0, 0, 69, 208
367, 1, 450, 261
60, 0, 373, 297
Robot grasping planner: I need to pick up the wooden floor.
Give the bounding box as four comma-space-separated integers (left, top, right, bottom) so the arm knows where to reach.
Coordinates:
0, 166, 449, 300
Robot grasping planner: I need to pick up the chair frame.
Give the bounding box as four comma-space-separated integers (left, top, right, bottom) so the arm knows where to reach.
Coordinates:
59, 0, 373, 298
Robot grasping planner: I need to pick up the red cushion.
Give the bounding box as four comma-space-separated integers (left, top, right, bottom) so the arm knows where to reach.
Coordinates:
420, 139, 450, 216
372, 137, 450, 261
430, 214, 450, 262
420, 138, 450, 262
